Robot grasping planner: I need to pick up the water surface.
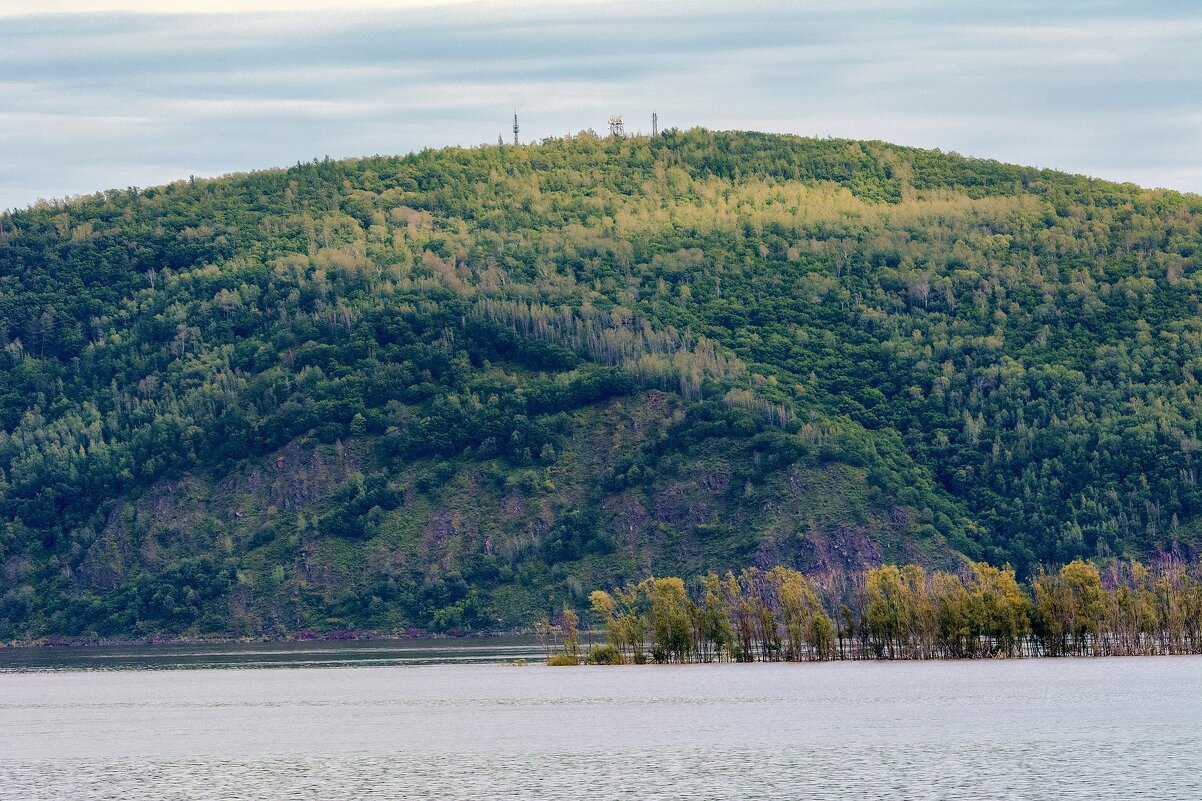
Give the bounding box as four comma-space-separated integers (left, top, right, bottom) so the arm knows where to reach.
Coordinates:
0, 650, 1198, 800
0, 636, 544, 672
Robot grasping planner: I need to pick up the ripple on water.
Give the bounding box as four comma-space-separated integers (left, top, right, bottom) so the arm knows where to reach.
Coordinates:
0, 657, 1199, 800
3, 741, 1202, 801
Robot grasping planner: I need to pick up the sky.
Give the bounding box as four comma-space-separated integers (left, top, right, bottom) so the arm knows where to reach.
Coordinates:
1, 0, 1199, 211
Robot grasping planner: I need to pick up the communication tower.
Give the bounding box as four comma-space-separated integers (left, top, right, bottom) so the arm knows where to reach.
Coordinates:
513, 112, 519, 145
608, 115, 624, 138
652, 112, 658, 137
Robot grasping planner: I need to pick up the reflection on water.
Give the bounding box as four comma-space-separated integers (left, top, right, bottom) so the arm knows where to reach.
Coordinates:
0, 652, 1199, 800
0, 636, 546, 672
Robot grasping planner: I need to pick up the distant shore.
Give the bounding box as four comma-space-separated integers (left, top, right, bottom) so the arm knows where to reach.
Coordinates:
0, 629, 534, 650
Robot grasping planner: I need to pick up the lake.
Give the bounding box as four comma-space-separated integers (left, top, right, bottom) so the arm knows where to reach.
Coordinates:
1, 643, 1199, 800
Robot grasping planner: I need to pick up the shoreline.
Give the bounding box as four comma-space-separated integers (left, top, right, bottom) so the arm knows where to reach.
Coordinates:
0, 629, 535, 651
6, 632, 1200, 665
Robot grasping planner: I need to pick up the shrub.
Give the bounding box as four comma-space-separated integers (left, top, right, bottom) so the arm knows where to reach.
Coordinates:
587, 644, 623, 665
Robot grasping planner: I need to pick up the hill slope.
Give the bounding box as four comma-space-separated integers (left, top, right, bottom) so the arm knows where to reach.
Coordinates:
1, 129, 1200, 637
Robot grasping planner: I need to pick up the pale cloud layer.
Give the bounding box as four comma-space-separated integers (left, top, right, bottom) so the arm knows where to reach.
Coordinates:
1, 0, 1199, 210
0, 0, 482, 13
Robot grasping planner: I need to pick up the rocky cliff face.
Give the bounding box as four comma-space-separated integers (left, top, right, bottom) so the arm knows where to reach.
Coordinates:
59, 391, 935, 636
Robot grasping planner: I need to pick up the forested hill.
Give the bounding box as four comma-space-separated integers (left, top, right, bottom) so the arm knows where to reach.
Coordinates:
1, 129, 1200, 639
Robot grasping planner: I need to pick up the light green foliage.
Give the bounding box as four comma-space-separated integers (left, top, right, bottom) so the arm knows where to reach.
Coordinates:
769, 566, 835, 661
559, 605, 580, 662
1032, 559, 1107, 655
641, 576, 693, 663
588, 557, 1202, 662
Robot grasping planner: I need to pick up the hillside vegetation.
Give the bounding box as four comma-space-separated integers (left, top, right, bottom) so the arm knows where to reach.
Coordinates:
1, 129, 1200, 638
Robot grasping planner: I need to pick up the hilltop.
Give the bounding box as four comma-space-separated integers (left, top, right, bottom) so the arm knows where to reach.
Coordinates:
1, 129, 1200, 638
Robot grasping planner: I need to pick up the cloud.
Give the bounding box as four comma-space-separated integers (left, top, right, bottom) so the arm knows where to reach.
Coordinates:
0, 0, 503, 15
1, 0, 1199, 210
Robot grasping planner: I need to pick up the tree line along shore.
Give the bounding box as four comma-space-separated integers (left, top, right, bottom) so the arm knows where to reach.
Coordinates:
539, 559, 1202, 665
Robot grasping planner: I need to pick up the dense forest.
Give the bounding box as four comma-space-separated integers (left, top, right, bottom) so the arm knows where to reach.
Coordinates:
1, 129, 1201, 639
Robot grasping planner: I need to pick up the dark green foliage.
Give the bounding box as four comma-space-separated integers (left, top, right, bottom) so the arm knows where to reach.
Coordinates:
587, 643, 624, 665
1, 129, 1201, 638
542, 509, 612, 563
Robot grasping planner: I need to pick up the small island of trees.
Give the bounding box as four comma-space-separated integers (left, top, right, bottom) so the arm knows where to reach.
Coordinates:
542, 559, 1202, 664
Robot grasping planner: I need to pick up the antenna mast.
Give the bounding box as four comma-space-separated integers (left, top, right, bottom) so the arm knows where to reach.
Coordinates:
513, 112, 519, 146
652, 112, 658, 137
